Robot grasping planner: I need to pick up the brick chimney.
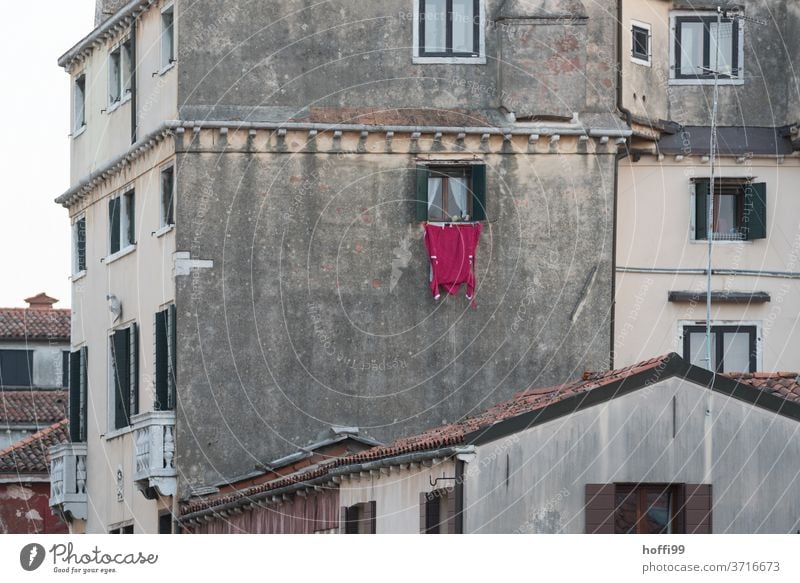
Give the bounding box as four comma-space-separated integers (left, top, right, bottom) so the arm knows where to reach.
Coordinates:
24, 293, 59, 311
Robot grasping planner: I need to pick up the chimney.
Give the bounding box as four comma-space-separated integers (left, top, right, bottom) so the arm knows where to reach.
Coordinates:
24, 293, 59, 311
95, 0, 130, 26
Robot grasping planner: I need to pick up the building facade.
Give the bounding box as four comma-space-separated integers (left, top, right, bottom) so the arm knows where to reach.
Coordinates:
54, 0, 629, 532
614, 0, 800, 372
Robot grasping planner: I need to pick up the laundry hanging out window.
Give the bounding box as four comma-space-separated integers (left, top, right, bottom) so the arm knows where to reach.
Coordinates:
416, 163, 486, 222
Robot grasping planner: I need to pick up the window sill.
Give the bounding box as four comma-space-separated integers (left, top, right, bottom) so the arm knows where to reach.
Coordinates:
631, 57, 651, 67
158, 61, 176, 77
106, 94, 131, 114
690, 238, 753, 246
72, 125, 87, 139
153, 224, 175, 238
670, 77, 744, 86
104, 245, 136, 265
413, 56, 486, 65
70, 270, 87, 283
103, 425, 134, 441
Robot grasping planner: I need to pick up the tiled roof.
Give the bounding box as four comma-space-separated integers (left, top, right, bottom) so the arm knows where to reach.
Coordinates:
0, 308, 70, 340
725, 372, 800, 403
0, 419, 69, 474
296, 107, 491, 127
0, 390, 68, 426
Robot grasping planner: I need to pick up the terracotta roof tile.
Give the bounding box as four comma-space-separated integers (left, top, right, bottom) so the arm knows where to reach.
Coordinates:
725, 372, 800, 403
0, 390, 68, 425
0, 308, 71, 340
0, 419, 69, 474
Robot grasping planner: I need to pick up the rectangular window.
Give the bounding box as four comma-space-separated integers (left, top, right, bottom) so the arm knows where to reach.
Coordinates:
69, 348, 88, 442
419, 489, 457, 534
73, 216, 86, 273
74, 74, 86, 132
693, 179, 766, 241
342, 502, 376, 534
154, 305, 177, 411
161, 6, 175, 69
109, 524, 134, 534
415, 0, 483, 62
0, 349, 34, 387
111, 324, 138, 430
683, 324, 757, 373
631, 22, 651, 65
416, 163, 486, 222
62, 350, 70, 388
160, 166, 175, 227
672, 13, 741, 81
159, 513, 173, 534
121, 38, 133, 97
109, 47, 122, 105
109, 190, 136, 255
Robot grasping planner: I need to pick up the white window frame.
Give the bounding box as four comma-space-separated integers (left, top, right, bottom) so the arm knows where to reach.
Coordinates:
107, 38, 133, 112
72, 214, 87, 277
678, 320, 762, 372
159, 164, 175, 229
73, 72, 87, 136
630, 20, 651, 67
107, 189, 136, 261
669, 10, 745, 86
689, 178, 754, 245
160, 2, 176, 73
412, 0, 486, 64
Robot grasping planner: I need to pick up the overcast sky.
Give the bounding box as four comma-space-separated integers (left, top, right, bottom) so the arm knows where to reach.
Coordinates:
0, 1, 95, 308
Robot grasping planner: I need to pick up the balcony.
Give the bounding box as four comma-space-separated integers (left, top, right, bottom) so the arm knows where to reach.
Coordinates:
49, 443, 88, 522
132, 411, 176, 499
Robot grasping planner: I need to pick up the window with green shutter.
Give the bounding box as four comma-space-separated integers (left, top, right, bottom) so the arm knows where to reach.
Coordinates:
154, 306, 177, 411
415, 162, 487, 222
69, 348, 88, 442
693, 179, 766, 241
111, 324, 138, 430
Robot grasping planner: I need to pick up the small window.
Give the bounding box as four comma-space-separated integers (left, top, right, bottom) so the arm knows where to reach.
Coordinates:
109, 47, 122, 105
154, 305, 177, 411
109, 524, 134, 534
160, 166, 175, 227
73, 216, 86, 274
121, 38, 133, 96
415, 0, 483, 62
672, 13, 741, 80
73, 74, 86, 132
693, 179, 766, 241
111, 324, 138, 430
61, 350, 70, 388
109, 190, 136, 255
69, 348, 88, 442
0, 349, 34, 387
161, 5, 175, 69
420, 489, 456, 534
615, 484, 682, 534
683, 324, 757, 373
159, 513, 173, 534
631, 22, 650, 65
342, 502, 376, 534
416, 163, 486, 222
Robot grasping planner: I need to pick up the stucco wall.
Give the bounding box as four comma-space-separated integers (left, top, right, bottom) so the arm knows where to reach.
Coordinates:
465, 376, 800, 533
0, 481, 67, 534
0, 341, 68, 390
174, 128, 616, 491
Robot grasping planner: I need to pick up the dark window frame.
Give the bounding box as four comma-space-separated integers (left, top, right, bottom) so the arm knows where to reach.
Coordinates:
0, 349, 34, 387
69, 347, 88, 442
343, 501, 376, 534
160, 166, 175, 227
631, 24, 650, 63
420, 488, 457, 534
416, 162, 486, 222
674, 15, 740, 80
111, 324, 139, 430
418, 0, 481, 58
693, 179, 767, 241
614, 484, 683, 534
683, 324, 758, 373
74, 216, 87, 273
154, 305, 177, 411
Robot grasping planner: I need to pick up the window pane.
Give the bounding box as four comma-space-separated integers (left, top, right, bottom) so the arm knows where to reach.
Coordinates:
424, 0, 447, 53
722, 332, 751, 373
109, 51, 121, 102
0, 350, 34, 387
74, 77, 86, 129
449, 176, 468, 218
162, 9, 175, 67
710, 21, 734, 76
161, 168, 174, 226
452, 0, 475, 54
679, 22, 704, 75
122, 41, 133, 94
714, 193, 738, 239
428, 176, 445, 220
688, 331, 715, 370
633, 27, 648, 58
643, 491, 671, 534
614, 489, 638, 534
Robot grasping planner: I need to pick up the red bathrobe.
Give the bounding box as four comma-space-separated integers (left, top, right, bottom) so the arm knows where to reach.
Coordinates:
423, 223, 483, 301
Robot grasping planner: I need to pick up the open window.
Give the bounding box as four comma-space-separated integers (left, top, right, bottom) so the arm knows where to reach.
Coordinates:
671, 12, 742, 82
416, 163, 486, 222
693, 179, 766, 241
342, 502, 376, 534
110, 324, 138, 430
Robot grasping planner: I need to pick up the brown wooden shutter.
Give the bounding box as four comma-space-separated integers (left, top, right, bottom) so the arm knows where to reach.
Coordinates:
445, 487, 458, 534
684, 484, 712, 533
340, 506, 347, 534
585, 484, 615, 534
419, 492, 427, 533
363, 501, 376, 534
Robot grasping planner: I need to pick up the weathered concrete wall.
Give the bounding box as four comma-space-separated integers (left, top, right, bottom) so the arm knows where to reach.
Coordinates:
174, 128, 616, 491
0, 341, 67, 390
465, 377, 800, 533
176, 0, 618, 119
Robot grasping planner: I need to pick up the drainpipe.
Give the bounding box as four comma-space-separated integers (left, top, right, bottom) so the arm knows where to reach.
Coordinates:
611, 0, 634, 369
130, 17, 138, 144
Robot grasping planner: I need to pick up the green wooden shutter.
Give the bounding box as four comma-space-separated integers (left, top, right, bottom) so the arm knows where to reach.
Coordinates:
69, 350, 81, 442
416, 165, 429, 221
112, 329, 130, 429
109, 198, 121, 253
168, 304, 177, 410
126, 192, 136, 245
694, 180, 709, 240
77, 217, 86, 271
129, 324, 139, 417
471, 164, 487, 221
744, 182, 767, 240
79, 347, 88, 442
155, 310, 168, 410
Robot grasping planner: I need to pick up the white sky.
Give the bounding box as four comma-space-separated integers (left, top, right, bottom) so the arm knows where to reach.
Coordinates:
0, 1, 96, 308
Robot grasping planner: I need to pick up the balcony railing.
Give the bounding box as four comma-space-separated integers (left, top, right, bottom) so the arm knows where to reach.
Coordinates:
132, 411, 176, 499
49, 443, 88, 522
